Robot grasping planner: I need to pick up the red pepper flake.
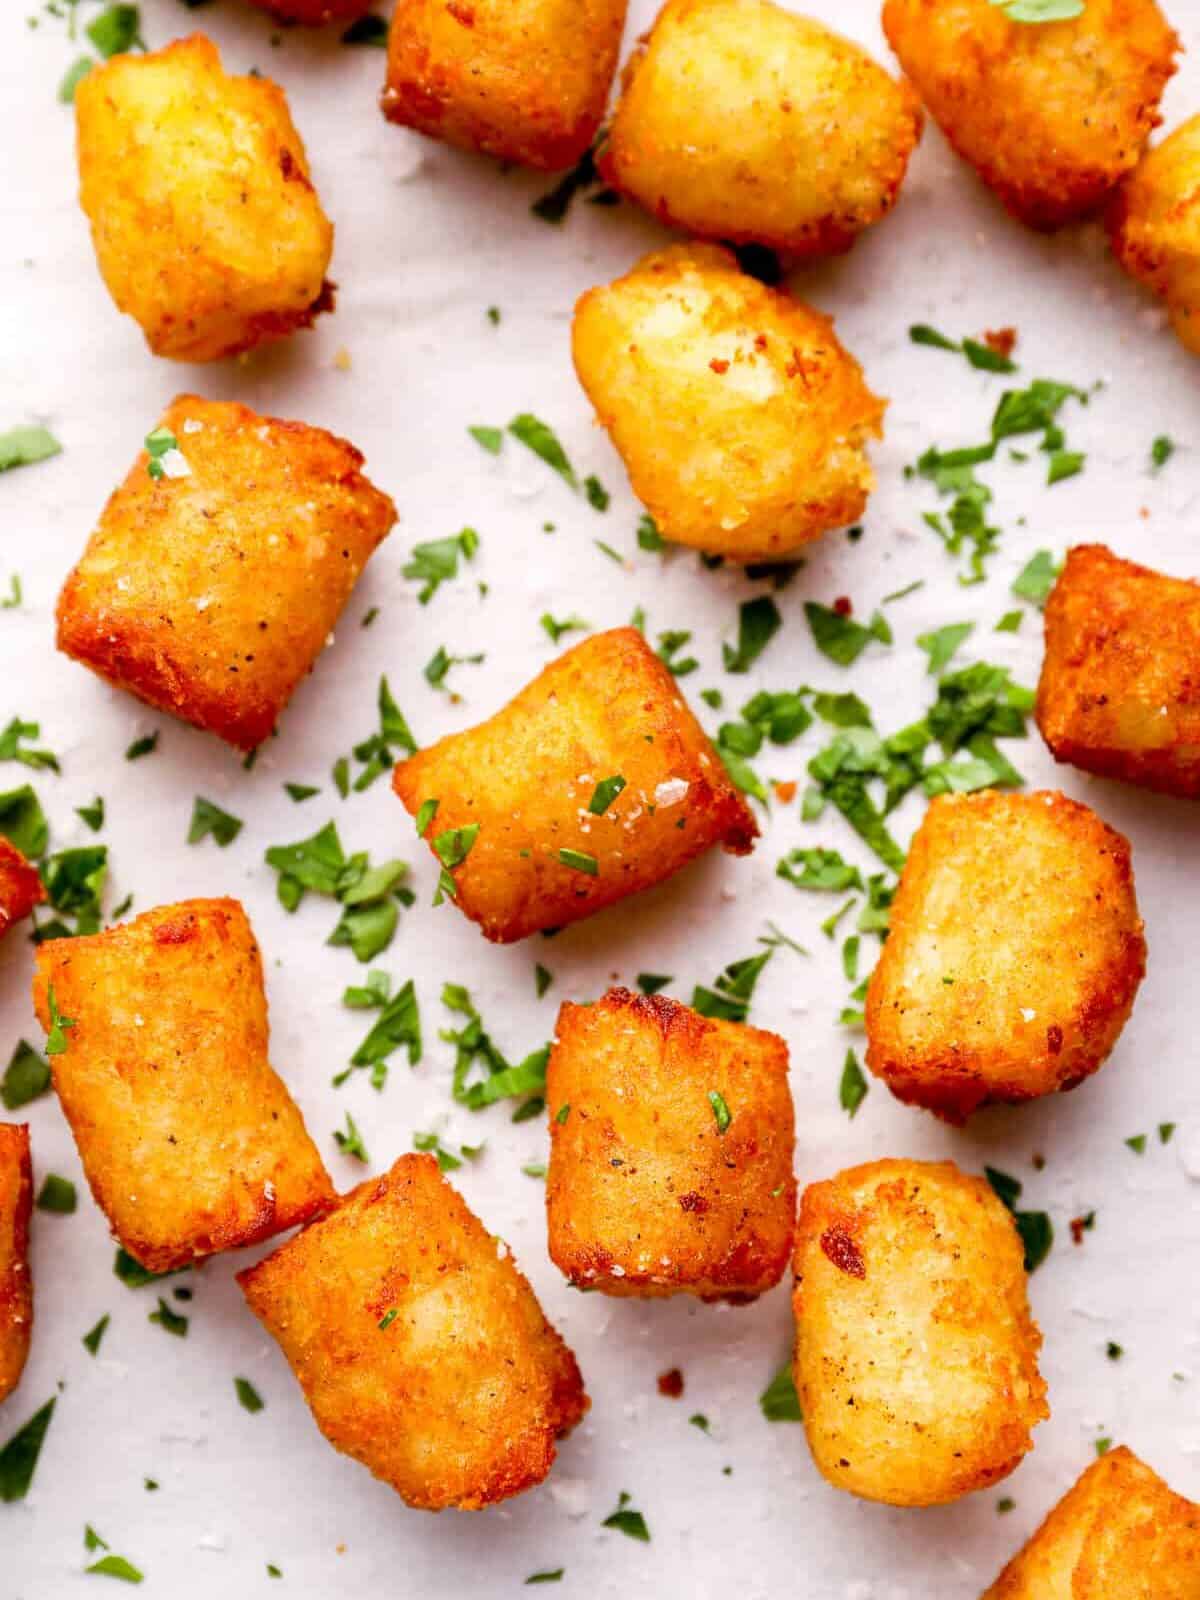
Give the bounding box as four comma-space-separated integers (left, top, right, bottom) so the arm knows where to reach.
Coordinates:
833, 596, 852, 617
983, 326, 1017, 359
709, 358, 730, 374
657, 1367, 685, 1398
773, 780, 797, 804
1069, 1213, 1095, 1246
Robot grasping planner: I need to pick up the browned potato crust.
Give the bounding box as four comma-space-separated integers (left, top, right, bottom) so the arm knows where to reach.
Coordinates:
601, 0, 921, 255
794, 1159, 1047, 1508
545, 988, 795, 1301
239, 1153, 588, 1511
381, 0, 628, 171
572, 243, 885, 558
1038, 544, 1200, 799
1111, 114, 1200, 356
393, 627, 756, 943
882, 0, 1178, 230
865, 791, 1145, 1123
56, 395, 395, 753
32, 898, 333, 1274
982, 1445, 1200, 1598
0, 1124, 32, 1405
76, 35, 334, 361
0, 839, 45, 943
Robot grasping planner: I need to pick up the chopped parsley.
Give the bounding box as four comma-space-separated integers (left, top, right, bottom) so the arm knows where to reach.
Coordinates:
1151, 435, 1174, 470
186, 797, 242, 848
530, 143, 604, 223
0, 1398, 55, 1501
777, 848, 863, 894
636, 973, 672, 996
1, 1041, 48, 1110
113, 1249, 187, 1290
1125, 1133, 1147, 1155
988, 0, 1083, 20
82, 1315, 110, 1356
75, 796, 104, 833
758, 1364, 802, 1422
441, 984, 549, 1112
468, 425, 503, 455
45, 984, 75, 1056
336, 676, 418, 793
601, 1492, 650, 1542
584, 475, 609, 510
535, 963, 553, 998
333, 1112, 369, 1162
432, 822, 480, 903
984, 1166, 1053, 1271
724, 596, 782, 673
540, 613, 589, 645
234, 1378, 264, 1413
839, 1050, 868, 1118
525, 1572, 564, 1585
424, 646, 484, 692
1, 575, 22, 609
508, 414, 577, 489
692, 950, 771, 1024
0, 424, 62, 473
636, 515, 665, 552
0, 717, 58, 772
587, 775, 625, 815
341, 12, 388, 43
148, 1297, 187, 1338
557, 847, 598, 875
909, 324, 1016, 373
340, 977, 422, 1089
917, 622, 974, 675
707, 1089, 731, 1134
125, 732, 158, 760
1012, 549, 1061, 608
144, 426, 184, 481
36, 1174, 76, 1213
284, 782, 319, 803
402, 527, 478, 605
86, 2, 144, 57
415, 798, 439, 837
656, 629, 699, 677
413, 1131, 483, 1173
85, 1552, 144, 1584
804, 603, 890, 666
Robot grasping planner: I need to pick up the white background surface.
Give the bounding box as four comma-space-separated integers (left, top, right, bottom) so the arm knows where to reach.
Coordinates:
4, 1, 1200, 1594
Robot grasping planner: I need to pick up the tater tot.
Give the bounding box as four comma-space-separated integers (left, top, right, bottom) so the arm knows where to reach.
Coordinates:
382, 0, 628, 171
545, 988, 795, 1301
882, 0, 1178, 230
982, 1445, 1200, 1597
572, 244, 885, 559
601, 0, 921, 255
32, 899, 333, 1274
0, 839, 45, 943
794, 1159, 1047, 1508
1038, 544, 1200, 799
76, 35, 334, 361
392, 627, 757, 943
56, 395, 395, 752
239, 1153, 588, 1511
1110, 115, 1200, 356
0, 1124, 32, 1405
865, 791, 1145, 1123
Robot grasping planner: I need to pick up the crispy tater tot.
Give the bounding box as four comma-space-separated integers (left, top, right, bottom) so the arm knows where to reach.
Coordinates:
76, 35, 334, 361
32, 899, 334, 1274
546, 988, 795, 1301
882, 0, 1178, 230
0, 840, 45, 944
381, 0, 628, 171
0, 1124, 32, 1404
982, 1445, 1200, 1598
601, 0, 921, 254
1038, 544, 1200, 799
572, 243, 885, 558
864, 790, 1145, 1123
794, 1158, 1048, 1508
1110, 114, 1200, 356
239, 1153, 588, 1510
393, 627, 756, 943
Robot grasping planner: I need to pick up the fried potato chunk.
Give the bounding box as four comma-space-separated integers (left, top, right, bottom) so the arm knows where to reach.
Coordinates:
56, 395, 395, 752
0, 1124, 32, 1404
239, 1153, 588, 1510
572, 243, 885, 558
794, 1159, 1047, 1508
1037, 544, 1200, 799
32, 899, 333, 1274
1111, 114, 1200, 356
76, 35, 334, 361
882, 0, 1177, 230
546, 988, 795, 1301
865, 791, 1145, 1123
393, 626, 756, 942
601, 0, 921, 255
381, 0, 627, 171
0, 839, 45, 943
982, 1445, 1200, 1598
